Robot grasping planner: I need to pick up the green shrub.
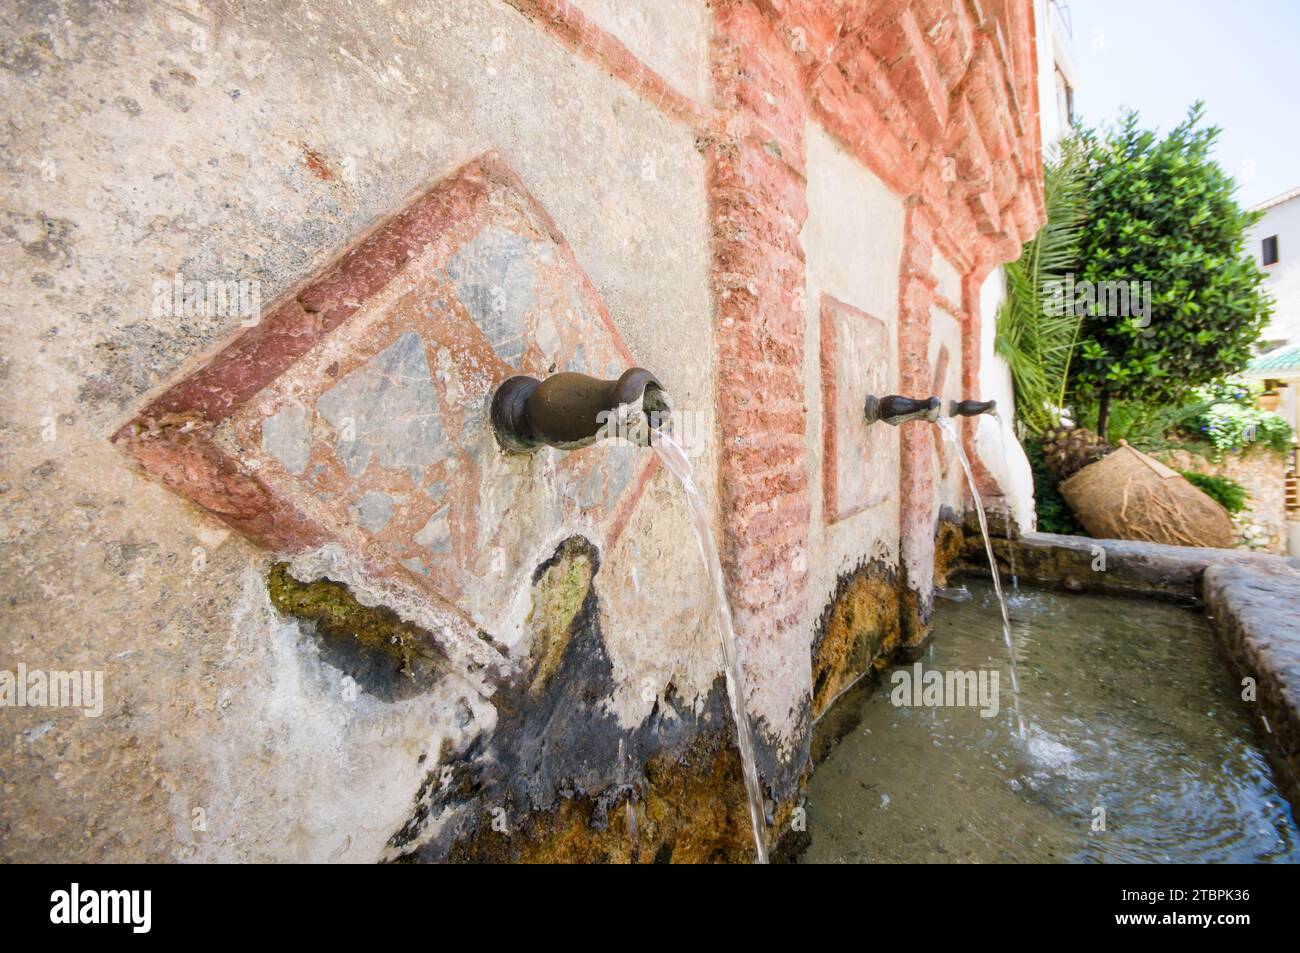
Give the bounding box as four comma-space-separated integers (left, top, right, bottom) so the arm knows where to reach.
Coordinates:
1183, 378, 1294, 456
1178, 470, 1248, 514
1192, 404, 1292, 456
1026, 440, 1084, 535
1071, 394, 1213, 454
1195, 378, 1254, 405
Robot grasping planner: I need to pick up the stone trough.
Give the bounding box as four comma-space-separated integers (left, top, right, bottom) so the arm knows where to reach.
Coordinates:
952, 528, 1300, 813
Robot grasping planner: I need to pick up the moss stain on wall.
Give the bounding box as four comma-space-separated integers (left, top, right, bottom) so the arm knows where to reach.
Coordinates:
266, 562, 446, 701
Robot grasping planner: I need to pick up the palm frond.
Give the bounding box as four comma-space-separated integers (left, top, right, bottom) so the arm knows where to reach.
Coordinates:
994, 144, 1087, 433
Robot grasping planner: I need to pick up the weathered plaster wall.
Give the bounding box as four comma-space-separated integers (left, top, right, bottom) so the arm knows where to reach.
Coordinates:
802, 122, 904, 594
2, 0, 1045, 862
1, 0, 717, 863
570, 0, 711, 104
976, 268, 1036, 532
801, 121, 905, 717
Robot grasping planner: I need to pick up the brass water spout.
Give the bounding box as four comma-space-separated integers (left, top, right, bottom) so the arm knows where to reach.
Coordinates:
949, 399, 997, 417
491, 368, 670, 452
864, 394, 941, 426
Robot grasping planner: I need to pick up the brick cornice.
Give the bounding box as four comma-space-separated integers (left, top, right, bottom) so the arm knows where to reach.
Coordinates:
767, 0, 1045, 271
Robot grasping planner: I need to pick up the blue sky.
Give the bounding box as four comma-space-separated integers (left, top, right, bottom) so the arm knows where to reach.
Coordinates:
1068, 0, 1300, 208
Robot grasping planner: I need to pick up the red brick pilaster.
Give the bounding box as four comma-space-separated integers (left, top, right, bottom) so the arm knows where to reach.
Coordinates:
709, 1, 811, 681
897, 204, 938, 645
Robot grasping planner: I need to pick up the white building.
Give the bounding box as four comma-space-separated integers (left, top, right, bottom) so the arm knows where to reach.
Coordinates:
1244, 187, 1300, 552
1244, 187, 1300, 444
1246, 187, 1300, 351
1036, 0, 1082, 149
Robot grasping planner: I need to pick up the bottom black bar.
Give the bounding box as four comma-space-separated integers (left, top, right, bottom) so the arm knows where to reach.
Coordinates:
0, 863, 1283, 938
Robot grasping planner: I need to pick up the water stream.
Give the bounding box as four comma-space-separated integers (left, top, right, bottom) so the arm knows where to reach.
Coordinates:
654, 432, 770, 863
988, 412, 1018, 590
1007, 517, 1018, 590
937, 418, 1025, 739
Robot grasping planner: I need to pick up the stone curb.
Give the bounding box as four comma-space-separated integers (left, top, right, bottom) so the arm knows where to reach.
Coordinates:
1202, 563, 1300, 811
960, 528, 1292, 600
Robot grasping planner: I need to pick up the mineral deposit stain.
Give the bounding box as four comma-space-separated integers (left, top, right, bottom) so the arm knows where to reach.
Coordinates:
266, 562, 446, 702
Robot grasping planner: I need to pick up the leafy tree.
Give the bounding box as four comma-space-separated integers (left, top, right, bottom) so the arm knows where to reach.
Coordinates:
1066, 103, 1271, 438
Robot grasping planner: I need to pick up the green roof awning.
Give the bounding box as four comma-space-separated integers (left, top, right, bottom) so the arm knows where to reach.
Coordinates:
1246, 346, 1300, 375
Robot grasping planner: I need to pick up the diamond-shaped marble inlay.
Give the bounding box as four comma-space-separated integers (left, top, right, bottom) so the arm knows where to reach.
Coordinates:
114, 152, 655, 641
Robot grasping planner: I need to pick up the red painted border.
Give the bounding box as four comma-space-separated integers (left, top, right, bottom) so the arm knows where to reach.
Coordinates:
820, 293, 893, 524
503, 0, 715, 131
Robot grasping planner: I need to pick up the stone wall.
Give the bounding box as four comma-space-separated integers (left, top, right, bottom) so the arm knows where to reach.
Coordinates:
0, 0, 1043, 862
1163, 448, 1288, 554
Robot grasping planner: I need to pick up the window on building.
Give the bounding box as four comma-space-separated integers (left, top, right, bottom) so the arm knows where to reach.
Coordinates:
1263, 235, 1279, 266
